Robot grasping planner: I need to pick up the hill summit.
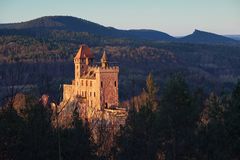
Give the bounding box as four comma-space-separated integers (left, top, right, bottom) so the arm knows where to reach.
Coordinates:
0, 16, 238, 44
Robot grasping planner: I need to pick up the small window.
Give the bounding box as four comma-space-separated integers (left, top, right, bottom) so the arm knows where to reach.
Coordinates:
94, 92, 96, 97
90, 92, 92, 97
114, 81, 117, 87
101, 81, 103, 88
90, 81, 92, 87
105, 103, 108, 108
86, 80, 88, 86
85, 91, 87, 97
91, 100, 93, 107
81, 80, 83, 86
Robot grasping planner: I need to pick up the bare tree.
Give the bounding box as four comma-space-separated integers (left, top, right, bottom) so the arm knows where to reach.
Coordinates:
0, 59, 30, 109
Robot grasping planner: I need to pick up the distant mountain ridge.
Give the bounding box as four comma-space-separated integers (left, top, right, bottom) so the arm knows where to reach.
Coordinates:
225, 35, 240, 41
179, 29, 237, 43
0, 16, 238, 44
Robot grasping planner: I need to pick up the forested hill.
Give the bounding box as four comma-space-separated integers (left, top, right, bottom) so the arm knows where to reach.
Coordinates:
0, 16, 238, 43
0, 16, 174, 41
0, 16, 240, 100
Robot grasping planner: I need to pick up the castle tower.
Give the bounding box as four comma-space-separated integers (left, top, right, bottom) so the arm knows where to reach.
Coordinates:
74, 54, 80, 80
74, 44, 94, 79
98, 50, 119, 109
73, 44, 94, 95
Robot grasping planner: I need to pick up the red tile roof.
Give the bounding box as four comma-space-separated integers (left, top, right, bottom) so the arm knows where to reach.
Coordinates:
74, 44, 94, 59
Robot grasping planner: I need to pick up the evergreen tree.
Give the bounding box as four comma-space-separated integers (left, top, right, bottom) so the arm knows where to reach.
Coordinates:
21, 96, 57, 160
146, 73, 159, 111
156, 74, 196, 160
0, 107, 25, 160
197, 92, 229, 160
224, 81, 240, 159
114, 104, 157, 160
60, 109, 96, 160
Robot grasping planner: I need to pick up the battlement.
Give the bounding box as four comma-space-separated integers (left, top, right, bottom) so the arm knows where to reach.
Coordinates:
89, 65, 119, 73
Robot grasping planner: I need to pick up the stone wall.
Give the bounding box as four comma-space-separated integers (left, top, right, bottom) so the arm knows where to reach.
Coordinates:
63, 84, 73, 100
99, 67, 119, 109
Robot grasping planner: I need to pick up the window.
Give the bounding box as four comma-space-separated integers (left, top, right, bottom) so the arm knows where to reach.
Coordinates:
94, 92, 96, 97
90, 100, 93, 107
90, 92, 92, 97
90, 81, 92, 87
81, 80, 83, 86
86, 80, 88, 86
114, 81, 117, 87
101, 81, 103, 88
85, 91, 87, 97
105, 103, 108, 108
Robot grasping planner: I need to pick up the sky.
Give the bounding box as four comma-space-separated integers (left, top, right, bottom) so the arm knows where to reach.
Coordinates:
0, 0, 239, 36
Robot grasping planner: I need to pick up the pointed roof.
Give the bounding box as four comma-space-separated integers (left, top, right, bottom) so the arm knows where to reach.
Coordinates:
101, 50, 108, 62
74, 44, 93, 59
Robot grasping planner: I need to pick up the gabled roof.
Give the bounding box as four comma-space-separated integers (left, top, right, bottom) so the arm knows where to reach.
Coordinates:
74, 44, 94, 59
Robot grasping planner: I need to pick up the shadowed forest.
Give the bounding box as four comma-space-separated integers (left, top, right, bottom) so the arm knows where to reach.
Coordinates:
1, 74, 240, 160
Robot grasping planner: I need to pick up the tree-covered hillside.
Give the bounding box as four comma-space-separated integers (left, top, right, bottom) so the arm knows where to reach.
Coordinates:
0, 16, 240, 101
0, 30, 240, 101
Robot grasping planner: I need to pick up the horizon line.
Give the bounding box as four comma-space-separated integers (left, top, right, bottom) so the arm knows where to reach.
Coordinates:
0, 15, 239, 37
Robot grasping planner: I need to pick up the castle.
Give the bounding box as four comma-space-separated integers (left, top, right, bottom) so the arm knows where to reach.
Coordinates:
63, 44, 119, 111
59, 44, 126, 151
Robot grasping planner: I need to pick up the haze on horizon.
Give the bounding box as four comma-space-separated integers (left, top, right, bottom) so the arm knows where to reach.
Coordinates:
0, 0, 239, 36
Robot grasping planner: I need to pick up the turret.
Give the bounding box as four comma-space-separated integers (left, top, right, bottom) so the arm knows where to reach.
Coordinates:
101, 50, 109, 68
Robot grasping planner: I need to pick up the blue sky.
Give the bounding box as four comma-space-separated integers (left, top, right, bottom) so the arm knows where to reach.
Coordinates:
0, 0, 239, 36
